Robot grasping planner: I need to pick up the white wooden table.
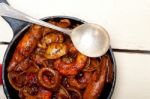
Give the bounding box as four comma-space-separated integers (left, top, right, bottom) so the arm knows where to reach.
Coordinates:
0, 0, 150, 99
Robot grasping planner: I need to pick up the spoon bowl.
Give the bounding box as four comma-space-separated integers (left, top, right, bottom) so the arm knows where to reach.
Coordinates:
71, 23, 110, 57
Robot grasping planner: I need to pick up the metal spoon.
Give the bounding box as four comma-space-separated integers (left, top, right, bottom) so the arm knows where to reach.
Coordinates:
0, 3, 110, 57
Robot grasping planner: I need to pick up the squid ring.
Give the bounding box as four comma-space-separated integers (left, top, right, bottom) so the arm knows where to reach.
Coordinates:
38, 68, 61, 90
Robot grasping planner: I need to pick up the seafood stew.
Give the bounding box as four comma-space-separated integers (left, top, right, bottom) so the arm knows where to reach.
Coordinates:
3, 17, 116, 99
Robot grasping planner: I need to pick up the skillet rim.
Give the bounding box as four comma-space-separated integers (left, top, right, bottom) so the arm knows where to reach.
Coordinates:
2, 15, 116, 99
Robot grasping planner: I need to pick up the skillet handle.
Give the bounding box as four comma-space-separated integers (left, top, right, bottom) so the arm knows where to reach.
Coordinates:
0, 0, 28, 36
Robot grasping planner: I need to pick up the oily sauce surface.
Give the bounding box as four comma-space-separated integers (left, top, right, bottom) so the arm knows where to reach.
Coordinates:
7, 19, 114, 99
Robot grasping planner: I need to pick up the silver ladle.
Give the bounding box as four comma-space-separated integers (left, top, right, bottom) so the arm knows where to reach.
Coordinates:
0, 3, 110, 57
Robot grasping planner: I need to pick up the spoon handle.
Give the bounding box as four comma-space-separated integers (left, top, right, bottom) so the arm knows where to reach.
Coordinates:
0, 3, 71, 34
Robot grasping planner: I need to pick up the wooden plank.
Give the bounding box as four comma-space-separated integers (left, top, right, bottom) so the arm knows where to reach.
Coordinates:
112, 52, 150, 99
0, 45, 7, 63
0, 86, 6, 99
107, 0, 150, 50
5, 0, 150, 50
0, 17, 13, 42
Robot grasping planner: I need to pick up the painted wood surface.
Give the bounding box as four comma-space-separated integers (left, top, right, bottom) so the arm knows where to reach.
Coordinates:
5, 0, 150, 50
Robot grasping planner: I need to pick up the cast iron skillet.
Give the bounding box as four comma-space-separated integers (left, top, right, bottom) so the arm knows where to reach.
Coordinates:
1, 1, 116, 99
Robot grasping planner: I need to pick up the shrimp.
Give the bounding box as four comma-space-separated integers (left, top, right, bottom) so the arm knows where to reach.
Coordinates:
83, 56, 108, 99
54, 53, 87, 76
8, 25, 43, 72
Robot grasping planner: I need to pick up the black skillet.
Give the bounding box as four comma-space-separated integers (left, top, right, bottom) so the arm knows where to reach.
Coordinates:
1, 0, 116, 99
